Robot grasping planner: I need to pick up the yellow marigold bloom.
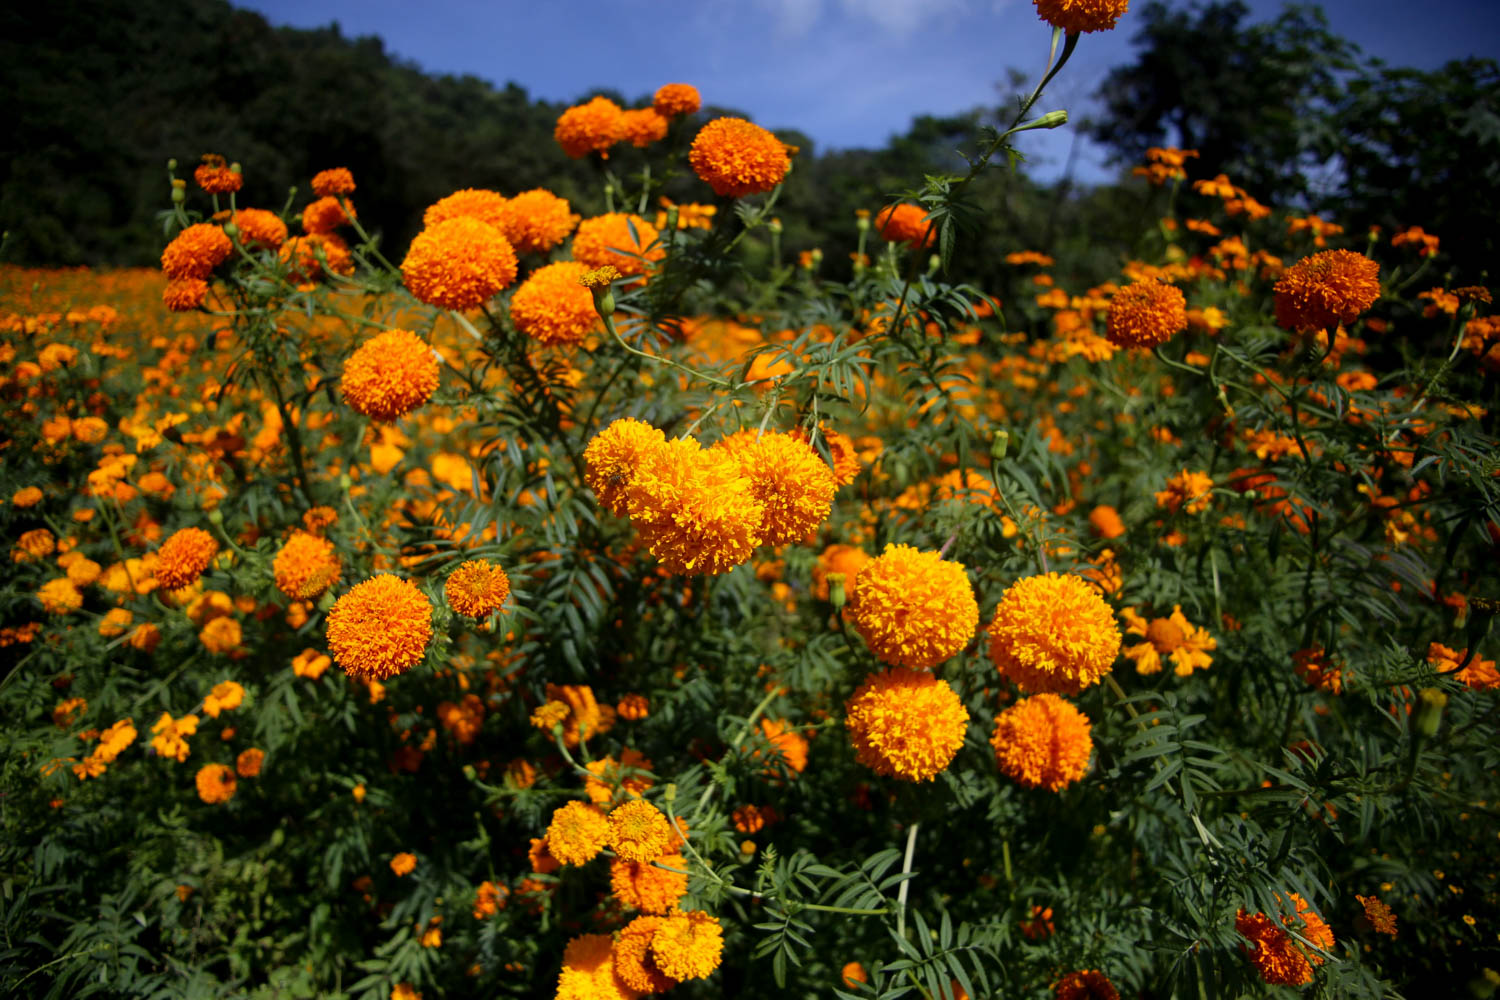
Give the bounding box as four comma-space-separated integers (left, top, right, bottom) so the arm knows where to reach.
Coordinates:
848, 544, 978, 670
621, 107, 670, 148
423, 188, 507, 230
279, 232, 354, 281
301, 195, 356, 235
988, 573, 1121, 694
198, 616, 241, 654
1033, 0, 1129, 32
1356, 894, 1398, 936
1273, 249, 1380, 333
202, 680, 244, 718
547, 683, 612, 746
14, 528, 54, 562
509, 260, 600, 346
614, 916, 678, 993
689, 117, 791, 198
12, 486, 43, 507
311, 167, 356, 198
557, 933, 636, 1000
326, 575, 434, 681
38, 578, 83, 614
812, 543, 870, 602
611, 853, 689, 914
1055, 970, 1119, 1000
273, 530, 342, 599
875, 203, 934, 250
1106, 278, 1187, 348
65, 558, 101, 588
97, 718, 136, 761
991, 694, 1093, 791
546, 800, 611, 865
292, 648, 331, 679
531, 700, 570, 731
1121, 606, 1215, 676
163, 277, 209, 312
129, 623, 161, 652
236, 747, 263, 777
609, 799, 673, 862
585, 418, 667, 517
1155, 469, 1214, 515
151, 712, 199, 762
625, 437, 765, 576
162, 223, 231, 280
717, 431, 836, 546
195, 763, 237, 804
845, 668, 968, 781
155, 528, 219, 591
340, 329, 441, 422
650, 910, 724, 982
555, 96, 625, 159
444, 560, 511, 618
653, 83, 701, 118
572, 213, 664, 278
401, 216, 518, 310
497, 188, 579, 255
390, 852, 417, 876
1236, 894, 1333, 987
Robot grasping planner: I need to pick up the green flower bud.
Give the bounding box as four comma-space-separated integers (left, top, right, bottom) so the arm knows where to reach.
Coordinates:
1414, 688, 1448, 739
990, 430, 1010, 461
223, 221, 239, 240
207, 508, 224, 526
827, 572, 846, 610
339, 473, 353, 491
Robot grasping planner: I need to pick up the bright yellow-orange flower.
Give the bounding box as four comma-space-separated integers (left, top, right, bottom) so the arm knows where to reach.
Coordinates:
401, 216, 517, 310
236, 747, 264, 777
614, 916, 678, 994
195, 763, 237, 804
988, 573, 1121, 694
650, 910, 724, 982
571, 213, 664, 279
689, 117, 791, 198
991, 694, 1092, 791
546, 800, 611, 866
875, 203, 935, 250
625, 437, 765, 576
497, 189, 579, 255
444, 560, 511, 618
812, 543, 870, 602
1274, 249, 1381, 332
162, 223, 231, 281
423, 188, 507, 230
1155, 469, 1214, 514
311, 167, 355, 198
326, 575, 434, 681
608, 799, 673, 862
340, 329, 440, 422
848, 544, 978, 670
585, 418, 668, 517
273, 530, 341, 599
155, 527, 219, 591
555, 96, 624, 159
38, 578, 83, 615
653, 83, 701, 119
231, 208, 287, 249
717, 431, 836, 546
845, 668, 969, 781
1106, 278, 1187, 348
621, 108, 669, 148
1121, 606, 1215, 675
301, 195, 356, 234
611, 853, 689, 913
390, 852, 417, 876
203, 680, 244, 717
509, 260, 600, 346
1033, 0, 1130, 33
151, 712, 199, 762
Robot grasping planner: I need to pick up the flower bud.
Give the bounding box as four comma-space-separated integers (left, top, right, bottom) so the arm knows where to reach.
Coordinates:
827, 572, 846, 610
663, 782, 677, 804
339, 473, 353, 491
171, 181, 186, 205
1414, 688, 1448, 739
665, 205, 680, 231
222, 221, 239, 240
990, 430, 1010, 460
1030, 110, 1068, 130
207, 508, 224, 526
768, 217, 783, 235
167, 158, 178, 171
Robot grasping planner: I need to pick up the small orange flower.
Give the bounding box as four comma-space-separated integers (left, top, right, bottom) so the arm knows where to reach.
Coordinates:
155, 527, 219, 591
1106, 278, 1187, 348
689, 118, 791, 198
1120, 606, 1215, 676
390, 852, 417, 876
236, 748, 264, 777
444, 560, 511, 618
311, 167, 356, 198
653, 83, 701, 118
1155, 469, 1214, 515
195, 763, 237, 804
875, 203, 935, 250
555, 96, 624, 159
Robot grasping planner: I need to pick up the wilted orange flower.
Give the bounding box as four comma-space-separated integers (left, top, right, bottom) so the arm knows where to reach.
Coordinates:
988, 573, 1120, 694
585, 418, 668, 517
151, 712, 199, 762
236, 748, 263, 777
202, 680, 244, 717
546, 800, 610, 865
571, 213, 664, 278
510, 260, 600, 346
875, 203, 935, 250
650, 910, 724, 981
1106, 278, 1187, 348
845, 668, 968, 782
992, 694, 1092, 791
1033, 0, 1130, 33
156, 527, 219, 591
1054, 969, 1119, 1000
1356, 894, 1398, 936
849, 544, 978, 670
195, 763, 237, 803
402, 216, 517, 310
497, 188, 578, 255
555, 96, 624, 158
326, 575, 434, 681
340, 329, 440, 422
611, 852, 689, 914
717, 431, 836, 546
390, 852, 417, 876
621, 108, 669, 148
162, 223, 231, 280
608, 799, 673, 862
653, 83, 701, 118
272, 531, 341, 600
625, 437, 764, 576
445, 560, 511, 618
689, 117, 791, 198
423, 188, 507, 230
1273, 250, 1380, 333
311, 167, 355, 198
1155, 469, 1214, 515
1121, 606, 1215, 675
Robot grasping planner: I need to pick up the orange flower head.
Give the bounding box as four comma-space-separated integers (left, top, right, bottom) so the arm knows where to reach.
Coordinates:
1121, 605, 1216, 676
279, 232, 354, 281
402, 216, 517, 310
340, 329, 440, 422
650, 910, 724, 982
625, 437, 764, 576
689, 118, 791, 198
1356, 894, 1398, 936
608, 799, 673, 862
390, 852, 417, 876
1236, 894, 1333, 986
585, 418, 668, 517
1106, 278, 1187, 348
621, 108, 670, 148
162, 223, 231, 280
546, 800, 611, 865
198, 616, 241, 655
156, 527, 219, 591
610, 852, 689, 913
195, 763, 237, 803
498, 189, 579, 255
555, 96, 624, 159
845, 668, 969, 782
812, 543, 870, 602
326, 575, 434, 681
757, 718, 809, 774
613, 916, 678, 994
653, 83, 702, 118
194, 155, 240, 193
236, 748, 264, 777
1033, 0, 1129, 32
203, 680, 244, 717
301, 195, 356, 235
231, 208, 288, 250
715, 430, 836, 546
423, 188, 507, 230
444, 560, 511, 618
571, 213, 664, 278
510, 260, 601, 346
875, 203, 935, 250
1054, 969, 1120, 1000
273, 530, 342, 600
988, 573, 1120, 694
1274, 250, 1381, 333
38, 578, 83, 614
992, 694, 1093, 791
1154, 469, 1214, 515
1088, 505, 1126, 539
849, 544, 978, 670
311, 167, 356, 198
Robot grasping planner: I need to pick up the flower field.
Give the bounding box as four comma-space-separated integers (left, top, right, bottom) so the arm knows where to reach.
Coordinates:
2, 13, 1498, 1000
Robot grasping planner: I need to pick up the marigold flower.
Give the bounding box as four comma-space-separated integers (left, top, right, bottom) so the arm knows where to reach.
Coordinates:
546, 800, 611, 865
988, 573, 1121, 694
757, 718, 809, 774
340, 329, 441, 422
130, 624, 161, 652
1088, 505, 1126, 539
618, 693, 650, 720
608, 799, 673, 862
610, 853, 689, 913
390, 852, 417, 876
992, 694, 1092, 791
1236, 894, 1334, 987
1054, 969, 1120, 1000
1155, 469, 1214, 515
52, 698, 87, 728
279, 232, 354, 281
163, 278, 209, 312
509, 260, 601, 347
1106, 278, 1187, 349
423, 188, 508, 230
812, 544, 870, 602
155, 527, 219, 591
650, 910, 724, 982
875, 203, 935, 250
614, 916, 678, 994
585, 418, 667, 517
842, 962, 869, 987
151, 712, 199, 762
1033, 0, 1129, 32
195, 763, 237, 804
301, 195, 356, 235
96, 718, 136, 761
848, 544, 978, 670
497, 188, 579, 255
653, 83, 701, 118
11, 486, 43, 507
689, 117, 791, 198
845, 668, 969, 782
203, 680, 244, 718
1427, 642, 1498, 691
621, 108, 669, 148
1294, 645, 1351, 694
625, 437, 765, 576
1120, 606, 1215, 676
556, 933, 636, 1000
311, 167, 356, 198
273, 530, 342, 599
194, 156, 242, 195
473, 879, 507, 919
718, 431, 836, 546
555, 96, 625, 159
292, 648, 331, 679
444, 560, 511, 618
1356, 894, 1398, 936
37, 578, 83, 615
198, 616, 241, 654
571, 213, 664, 279
531, 700, 570, 731
162, 223, 231, 280
326, 575, 434, 681
236, 747, 264, 777
1273, 249, 1380, 333
401, 216, 517, 310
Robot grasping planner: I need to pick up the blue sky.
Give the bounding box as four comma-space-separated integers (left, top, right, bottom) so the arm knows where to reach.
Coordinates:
238, 0, 1499, 184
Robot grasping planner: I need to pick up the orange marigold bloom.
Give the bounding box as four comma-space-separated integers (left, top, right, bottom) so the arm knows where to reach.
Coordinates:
37, 578, 83, 615
340, 329, 441, 422
991, 694, 1093, 791
52, 698, 87, 728
236, 747, 264, 777
473, 879, 508, 919
1120, 606, 1215, 676
546, 800, 611, 866
497, 188, 579, 255
195, 763, 237, 803
1033, 0, 1129, 32
555, 96, 625, 159
757, 718, 809, 774
842, 962, 869, 987
1106, 278, 1187, 348
390, 852, 417, 876
156, 527, 219, 591
1427, 642, 1498, 691
717, 431, 836, 546
650, 910, 724, 982
1236, 894, 1333, 987
1155, 469, 1214, 514
1273, 249, 1380, 333
848, 544, 978, 670
203, 680, 244, 717
988, 573, 1121, 694
292, 648, 331, 679
1088, 504, 1126, 539
402, 216, 518, 310
608, 799, 673, 862
875, 203, 935, 250
1390, 226, 1439, 257
812, 543, 870, 602
326, 575, 434, 681
509, 260, 600, 346
614, 916, 678, 994
1293, 645, 1352, 693
611, 853, 689, 913
198, 616, 241, 654
12, 486, 43, 507
557, 933, 636, 1000
96, 718, 136, 761
618, 693, 650, 720
279, 232, 354, 281
301, 195, 356, 235
625, 437, 765, 576
151, 712, 198, 762
423, 188, 508, 230
689, 117, 791, 198
311, 167, 356, 198
231, 208, 287, 249
1356, 894, 1398, 936
444, 560, 511, 618
621, 108, 669, 148
273, 530, 342, 600
572, 213, 664, 279
162, 223, 231, 280
845, 668, 969, 782
585, 418, 667, 517
163, 277, 209, 312
653, 83, 701, 118
194, 155, 241, 194
1054, 969, 1119, 1000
